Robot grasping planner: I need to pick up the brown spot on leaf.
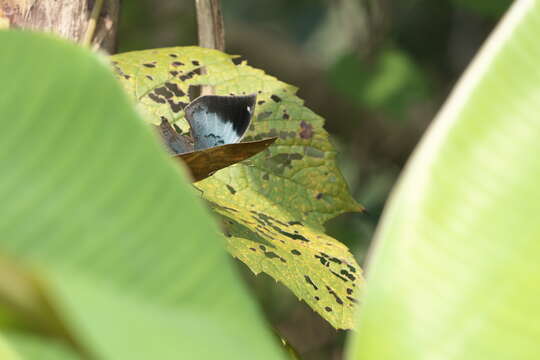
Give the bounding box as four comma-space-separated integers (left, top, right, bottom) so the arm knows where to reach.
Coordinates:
143, 62, 156, 68
300, 121, 313, 139
165, 82, 185, 97
148, 93, 166, 104
258, 111, 272, 121
155, 86, 174, 99
291, 249, 301, 256
316, 193, 323, 200
146, 75, 154, 81
331, 270, 349, 282
271, 94, 281, 102
167, 99, 187, 113
179, 70, 198, 81
315, 255, 329, 266
226, 185, 236, 195
340, 269, 356, 281
325, 307, 333, 312
326, 285, 344, 305
192, 60, 200, 66
268, 153, 303, 174
172, 61, 184, 67
304, 275, 318, 290
265, 251, 285, 262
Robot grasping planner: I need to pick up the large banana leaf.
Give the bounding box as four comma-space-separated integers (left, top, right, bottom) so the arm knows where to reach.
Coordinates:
0, 30, 284, 359
1, 333, 80, 360
348, 0, 540, 359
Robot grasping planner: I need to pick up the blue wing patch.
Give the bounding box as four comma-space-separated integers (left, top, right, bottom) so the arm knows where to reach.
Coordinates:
185, 94, 256, 151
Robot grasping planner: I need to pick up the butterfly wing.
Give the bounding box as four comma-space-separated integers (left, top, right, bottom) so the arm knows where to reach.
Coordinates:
156, 118, 194, 154
185, 94, 256, 151
175, 137, 277, 182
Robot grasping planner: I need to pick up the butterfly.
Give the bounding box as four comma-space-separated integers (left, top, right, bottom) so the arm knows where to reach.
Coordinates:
157, 94, 277, 182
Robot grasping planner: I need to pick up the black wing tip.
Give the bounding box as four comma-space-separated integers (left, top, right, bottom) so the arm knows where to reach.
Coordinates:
185, 94, 256, 113
185, 94, 258, 142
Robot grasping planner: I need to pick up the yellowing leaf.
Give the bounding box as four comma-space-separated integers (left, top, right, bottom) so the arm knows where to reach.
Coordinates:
111, 46, 364, 329
111, 46, 361, 225
217, 201, 363, 330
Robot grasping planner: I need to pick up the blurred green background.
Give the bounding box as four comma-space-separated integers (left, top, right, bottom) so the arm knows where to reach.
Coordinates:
118, 1, 511, 359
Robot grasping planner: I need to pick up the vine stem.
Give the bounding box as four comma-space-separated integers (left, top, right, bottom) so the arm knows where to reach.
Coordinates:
82, 0, 105, 48
195, 0, 225, 51
195, 0, 225, 95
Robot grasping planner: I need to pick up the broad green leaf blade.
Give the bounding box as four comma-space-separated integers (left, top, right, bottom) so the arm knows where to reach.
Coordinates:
3, 333, 80, 360
0, 31, 284, 360
348, 1, 540, 359
111, 47, 362, 227
0, 334, 22, 360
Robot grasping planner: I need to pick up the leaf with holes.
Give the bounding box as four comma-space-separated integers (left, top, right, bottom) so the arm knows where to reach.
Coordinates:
111, 46, 362, 225
111, 46, 364, 329
218, 202, 363, 330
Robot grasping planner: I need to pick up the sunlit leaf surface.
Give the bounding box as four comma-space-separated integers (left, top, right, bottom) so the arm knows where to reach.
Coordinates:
112, 46, 364, 328
112, 46, 362, 226
348, 1, 540, 359
0, 31, 285, 360
3, 333, 80, 360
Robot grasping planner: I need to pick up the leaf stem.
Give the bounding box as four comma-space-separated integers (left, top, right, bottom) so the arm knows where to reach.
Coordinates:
82, 0, 105, 48
195, 0, 225, 51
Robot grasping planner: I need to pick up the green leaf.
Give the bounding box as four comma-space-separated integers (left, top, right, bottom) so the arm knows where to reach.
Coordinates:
2, 333, 80, 360
328, 48, 429, 120
217, 202, 363, 329
111, 46, 362, 226
0, 334, 22, 360
348, 1, 540, 359
0, 31, 285, 359
111, 46, 364, 329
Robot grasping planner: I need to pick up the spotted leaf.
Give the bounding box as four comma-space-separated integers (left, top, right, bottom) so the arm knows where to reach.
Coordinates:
111, 47, 362, 226
111, 47, 364, 329
219, 202, 364, 330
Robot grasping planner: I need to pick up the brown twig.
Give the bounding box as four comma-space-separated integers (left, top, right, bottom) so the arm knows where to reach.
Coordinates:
195, 0, 225, 51
82, 0, 105, 48
195, 0, 225, 96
